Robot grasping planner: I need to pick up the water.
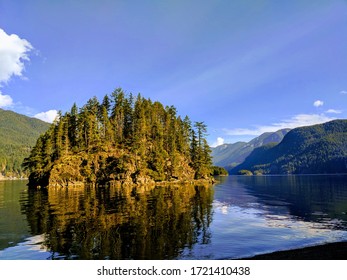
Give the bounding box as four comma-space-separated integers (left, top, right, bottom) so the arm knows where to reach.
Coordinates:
1, 175, 347, 260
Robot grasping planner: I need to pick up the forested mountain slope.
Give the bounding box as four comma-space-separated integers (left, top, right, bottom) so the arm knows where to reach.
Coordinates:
231, 120, 347, 175
0, 109, 50, 178
211, 129, 290, 169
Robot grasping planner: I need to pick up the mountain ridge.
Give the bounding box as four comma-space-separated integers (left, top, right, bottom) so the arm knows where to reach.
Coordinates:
211, 128, 290, 169
231, 119, 347, 175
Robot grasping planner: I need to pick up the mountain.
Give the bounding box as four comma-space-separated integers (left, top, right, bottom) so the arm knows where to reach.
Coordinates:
212, 141, 246, 167
231, 120, 347, 175
0, 109, 50, 178
211, 129, 290, 169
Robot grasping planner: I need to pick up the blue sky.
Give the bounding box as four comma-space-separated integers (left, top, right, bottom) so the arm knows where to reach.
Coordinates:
0, 0, 346, 146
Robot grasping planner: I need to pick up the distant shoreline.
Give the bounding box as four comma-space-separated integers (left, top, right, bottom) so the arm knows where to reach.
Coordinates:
238, 241, 347, 260
233, 173, 347, 177
0, 176, 27, 181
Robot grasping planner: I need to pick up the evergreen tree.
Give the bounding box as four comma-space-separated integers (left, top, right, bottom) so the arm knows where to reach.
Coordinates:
98, 97, 113, 144
101, 94, 111, 116
54, 111, 64, 159
123, 92, 134, 142
68, 103, 79, 150
192, 122, 211, 179
111, 88, 125, 144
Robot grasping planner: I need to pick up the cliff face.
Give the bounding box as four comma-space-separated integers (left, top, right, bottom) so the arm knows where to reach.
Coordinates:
46, 149, 196, 187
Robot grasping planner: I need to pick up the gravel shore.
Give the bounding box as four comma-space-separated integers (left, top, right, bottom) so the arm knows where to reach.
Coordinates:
240, 242, 347, 260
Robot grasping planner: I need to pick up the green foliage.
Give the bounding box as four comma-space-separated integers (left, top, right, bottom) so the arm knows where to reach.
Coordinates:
231, 120, 347, 175
238, 169, 253, 176
211, 166, 228, 176
0, 109, 50, 178
23, 89, 213, 187
191, 122, 213, 179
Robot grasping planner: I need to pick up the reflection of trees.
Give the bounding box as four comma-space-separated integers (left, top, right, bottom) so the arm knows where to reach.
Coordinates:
22, 184, 214, 259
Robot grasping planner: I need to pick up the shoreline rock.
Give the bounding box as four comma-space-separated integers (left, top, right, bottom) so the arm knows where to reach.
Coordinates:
32, 177, 215, 188
237, 241, 347, 260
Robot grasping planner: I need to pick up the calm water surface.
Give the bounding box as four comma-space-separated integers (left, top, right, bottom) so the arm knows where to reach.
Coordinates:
1, 175, 347, 259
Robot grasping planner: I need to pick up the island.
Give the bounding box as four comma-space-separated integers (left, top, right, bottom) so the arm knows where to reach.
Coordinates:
23, 88, 214, 188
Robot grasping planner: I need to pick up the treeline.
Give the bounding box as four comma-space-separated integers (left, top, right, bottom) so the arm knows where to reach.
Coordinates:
0, 145, 29, 177
23, 88, 213, 187
211, 166, 228, 176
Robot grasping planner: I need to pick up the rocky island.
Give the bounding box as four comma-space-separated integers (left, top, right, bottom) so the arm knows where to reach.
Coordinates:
23, 89, 213, 188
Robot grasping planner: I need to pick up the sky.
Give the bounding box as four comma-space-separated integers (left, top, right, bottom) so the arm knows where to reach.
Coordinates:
0, 0, 346, 146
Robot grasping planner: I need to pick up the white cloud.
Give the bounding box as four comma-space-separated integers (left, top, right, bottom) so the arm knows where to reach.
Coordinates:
326, 109, 342, 114
34, 110, 58, 123
0, 28, 33, 84
313, 100, 324, 107
211, 137, 225, 147
340, 90, 347, 95
0, 91, 14, 108
225, 114, 335, 136
0, 29, 33, 110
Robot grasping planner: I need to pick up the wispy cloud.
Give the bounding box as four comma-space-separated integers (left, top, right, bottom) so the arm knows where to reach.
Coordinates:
340, 90, 347, 95
326, 109, 342, 114
34, 110, 58, 123
224, 114, 334, 136
313, 100, 324, 107
211, 137, 225, 147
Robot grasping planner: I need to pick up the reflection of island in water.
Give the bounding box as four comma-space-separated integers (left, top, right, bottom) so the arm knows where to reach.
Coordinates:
21, 184, 214, 259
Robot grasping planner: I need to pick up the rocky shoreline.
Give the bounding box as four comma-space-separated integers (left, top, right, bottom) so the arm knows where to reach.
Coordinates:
238, 241, 347, 260
30, 176, 216, 188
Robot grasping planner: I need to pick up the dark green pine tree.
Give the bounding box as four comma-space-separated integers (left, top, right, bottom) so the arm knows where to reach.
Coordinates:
148, 101, 167, 181
111, 88, 125, 144
123, 92, 134, 143
99, 96, 113, 144
132, 94, 149, 175
192, 121, 212, 179
53, 111, 64, 159
68, 103, 79, 150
